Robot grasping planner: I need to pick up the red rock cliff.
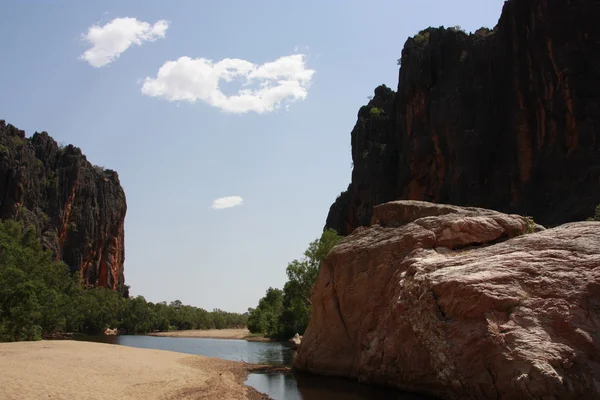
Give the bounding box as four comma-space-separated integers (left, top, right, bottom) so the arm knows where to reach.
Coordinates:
326, 0, 600, 235
0, 120, 127, 292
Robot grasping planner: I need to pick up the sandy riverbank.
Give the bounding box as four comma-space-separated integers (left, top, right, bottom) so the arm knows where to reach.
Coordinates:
148, 328, 273, 342
0, 340, 269, 400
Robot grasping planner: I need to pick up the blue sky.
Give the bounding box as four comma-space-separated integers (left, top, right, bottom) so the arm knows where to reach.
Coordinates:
0, 0, 505, 313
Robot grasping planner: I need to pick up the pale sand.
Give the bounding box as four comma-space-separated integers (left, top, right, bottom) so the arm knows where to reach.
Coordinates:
0, 340, 268, 400
148, 328, 256, 340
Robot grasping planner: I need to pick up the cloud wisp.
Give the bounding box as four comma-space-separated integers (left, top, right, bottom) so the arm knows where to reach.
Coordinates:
141, 54, 315, 114
212, 196, 244, 210
80, 17, 169, 68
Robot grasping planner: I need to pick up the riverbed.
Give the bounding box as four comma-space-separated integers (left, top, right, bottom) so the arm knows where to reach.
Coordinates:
75, 335, 436, 400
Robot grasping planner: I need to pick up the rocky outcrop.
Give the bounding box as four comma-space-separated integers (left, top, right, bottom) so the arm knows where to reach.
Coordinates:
289, 333, 302, 349
326, 0, 600, 235
296, 200, 600, 399
0, 120, 127, 292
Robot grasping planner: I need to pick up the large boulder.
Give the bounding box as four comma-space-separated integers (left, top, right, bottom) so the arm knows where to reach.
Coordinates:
295, 200, 600, 399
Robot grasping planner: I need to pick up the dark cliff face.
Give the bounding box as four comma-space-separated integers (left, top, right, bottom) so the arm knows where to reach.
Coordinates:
0, 120, 127, 292
326, 0, 600, 235
326, 85, 398, 235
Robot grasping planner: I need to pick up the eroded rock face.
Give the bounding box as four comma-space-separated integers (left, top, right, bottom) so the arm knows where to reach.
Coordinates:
296, 201, 600, 399
326, 0, 600, 235
0, 120, 127, 292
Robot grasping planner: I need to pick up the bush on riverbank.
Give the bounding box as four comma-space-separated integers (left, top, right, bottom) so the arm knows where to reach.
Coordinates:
0, 220, 247, 342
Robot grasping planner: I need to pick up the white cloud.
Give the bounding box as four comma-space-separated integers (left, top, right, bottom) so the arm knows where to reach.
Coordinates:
80, 17, 169, 67
141, 54, 315, 114
212, 196, 244, 210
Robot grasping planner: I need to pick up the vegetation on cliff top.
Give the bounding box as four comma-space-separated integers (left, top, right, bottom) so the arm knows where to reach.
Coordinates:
247, 229, 342, 339
0, 220, 247, 342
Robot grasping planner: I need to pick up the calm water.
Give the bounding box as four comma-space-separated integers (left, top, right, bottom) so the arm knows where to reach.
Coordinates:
75, 334, 295, 365
76, 335, 436, 400
246, 373, 436, 400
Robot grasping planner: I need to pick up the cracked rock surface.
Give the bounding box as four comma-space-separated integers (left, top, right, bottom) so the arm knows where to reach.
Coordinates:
294, 200, 600, 400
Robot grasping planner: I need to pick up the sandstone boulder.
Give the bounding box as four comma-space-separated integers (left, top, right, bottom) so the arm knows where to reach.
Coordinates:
295, 201, 600, 399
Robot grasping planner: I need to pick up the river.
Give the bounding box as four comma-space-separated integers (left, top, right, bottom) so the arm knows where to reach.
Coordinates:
75, 335, 436, 400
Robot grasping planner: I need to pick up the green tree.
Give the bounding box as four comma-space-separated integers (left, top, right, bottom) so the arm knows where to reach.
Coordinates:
247, 287, 284, 336
0, 219, 250, 341
120, 296, 155, 334
0, 221, 75, 340
73, 287, 122, 334
278, 229, 342, 338
149, 301, 172, 331
247, 229, 342, 339
590, 205, 600, 221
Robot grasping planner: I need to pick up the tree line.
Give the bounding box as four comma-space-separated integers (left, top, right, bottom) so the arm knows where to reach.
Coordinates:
0, 219, 247, 342
246, 229, 342, 339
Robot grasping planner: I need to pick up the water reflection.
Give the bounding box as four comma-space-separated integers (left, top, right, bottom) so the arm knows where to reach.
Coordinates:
246, 373, 302, 400
76, 335, 437, 400
246, 372, 438, 400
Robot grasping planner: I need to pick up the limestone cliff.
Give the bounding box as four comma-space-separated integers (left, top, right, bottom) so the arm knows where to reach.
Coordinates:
326, 0, 600, 235
0, 120, 127, 292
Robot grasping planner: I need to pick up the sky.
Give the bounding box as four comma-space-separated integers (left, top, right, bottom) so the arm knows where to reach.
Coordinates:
0, 0, 506, 313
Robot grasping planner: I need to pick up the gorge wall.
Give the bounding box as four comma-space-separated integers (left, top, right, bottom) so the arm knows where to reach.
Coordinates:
0, 120, 127, 292
326, 0, 600, 236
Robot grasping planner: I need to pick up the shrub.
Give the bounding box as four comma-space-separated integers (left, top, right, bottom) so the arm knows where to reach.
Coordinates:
369, 107, 383, 117
525, 217, 536, 234
11, 136, 26, 147
413, 30, 431, 44
475, 27, 493, 38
